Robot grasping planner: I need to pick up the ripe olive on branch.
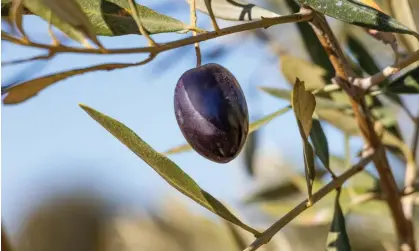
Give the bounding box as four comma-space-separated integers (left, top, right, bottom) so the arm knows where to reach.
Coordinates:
174, 63, 249, 163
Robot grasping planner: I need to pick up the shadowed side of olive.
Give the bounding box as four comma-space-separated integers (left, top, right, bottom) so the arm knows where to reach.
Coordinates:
174, 63, 249, 163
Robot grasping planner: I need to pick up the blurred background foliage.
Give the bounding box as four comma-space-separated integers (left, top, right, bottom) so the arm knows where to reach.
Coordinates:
1, 0, 419, 250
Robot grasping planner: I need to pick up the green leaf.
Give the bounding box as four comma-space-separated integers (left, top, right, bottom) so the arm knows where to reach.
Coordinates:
243, 128, 258, 176
43, 0, 103, 47
310, 118, 333, 176
280, 54, 351, 105
244, 181, 301, 203
285, 0, 335, 78
164, 106, 291, 155
194, 0, 280, 21
281, 54, 329, 91
297, 0, 418, 36
292, 78, 316, 199
79, 104, 261, 236
3, 0, 191, 39
326, 190, 351, 251
258, 86, 350, 110
2, 62, 143, 105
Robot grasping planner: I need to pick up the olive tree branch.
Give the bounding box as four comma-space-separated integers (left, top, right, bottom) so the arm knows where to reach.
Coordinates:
1, 11, 313, 57
307, 9, 416, 250
243, 152, 375, 251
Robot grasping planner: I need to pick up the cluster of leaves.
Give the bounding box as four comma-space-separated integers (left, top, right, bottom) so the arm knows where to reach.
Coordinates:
2, 0, 419, 250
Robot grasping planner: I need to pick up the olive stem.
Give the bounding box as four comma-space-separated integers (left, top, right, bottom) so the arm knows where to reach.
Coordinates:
242, 151, 375, 251
189, 0, 202, 67
2, 11, 313, 56
128, 0, 157, 47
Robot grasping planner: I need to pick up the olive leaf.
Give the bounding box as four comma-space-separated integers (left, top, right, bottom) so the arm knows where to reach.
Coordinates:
79, 104, 261, 236
2, 0, 192, 39
258, 86, 350, 110
280, 54, 350, 105
243, 128, 258, 176
292, 78, 316, 199
281, 55, 329, 91
2, 62, 145, 104
41, 0, 103, 47
326, 190, 351, 251
164, 106, 291, 155
192, 0, 280, 21
387, 0, 419, 52
297, 0, 419, 36
310, 118, 333, 176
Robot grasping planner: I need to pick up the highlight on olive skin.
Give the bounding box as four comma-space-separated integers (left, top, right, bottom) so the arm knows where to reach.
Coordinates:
174, 63, 249, 163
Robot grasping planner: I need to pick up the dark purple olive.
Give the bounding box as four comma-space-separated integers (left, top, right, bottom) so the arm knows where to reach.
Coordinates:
174, 63, 249, 164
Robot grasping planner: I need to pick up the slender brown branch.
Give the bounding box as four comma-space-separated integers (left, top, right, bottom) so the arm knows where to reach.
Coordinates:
243, 152, 374, 251
307, 9, 416, 251
1, 12, 313, 56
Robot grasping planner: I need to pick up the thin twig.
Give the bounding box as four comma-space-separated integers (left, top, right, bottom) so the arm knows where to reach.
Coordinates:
243, 152, 374, 251
1, 12, 313, 55
204, 0, 220, 32
128, 0, 157, 46
354, 50, 419, 89
189, 0, 201, 67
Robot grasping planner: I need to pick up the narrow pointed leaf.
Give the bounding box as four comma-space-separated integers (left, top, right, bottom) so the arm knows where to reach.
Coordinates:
79, 104, 261, 236
2, 62, 144, 104
164, 106, 291, 155
297, 0, 418, 36
292, 79, 316, 138
243, 129, 258, 176
326, 190, 351, 251
310, 118, 333, 176
292, 78, 316, 198
193, 0, 280, 21
3, 0, 192, 37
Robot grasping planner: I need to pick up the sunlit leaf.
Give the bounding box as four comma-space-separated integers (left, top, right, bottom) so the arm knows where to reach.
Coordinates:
298, 0, 418, 36
326, 190, 351, 251
258, 86, 350, 110
2, 62, 145, 104
292, 78, 316, 199
193, 0, 280, 21
79, 104, 261, 236
41, 0, 102, 47
2, 0, 192, 39
164, 106, 291, 155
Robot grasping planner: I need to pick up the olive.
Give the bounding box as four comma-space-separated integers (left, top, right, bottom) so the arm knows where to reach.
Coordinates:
174, 63, 249, 163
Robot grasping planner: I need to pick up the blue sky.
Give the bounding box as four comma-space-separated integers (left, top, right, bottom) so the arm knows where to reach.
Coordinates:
3, 0, 411, 238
